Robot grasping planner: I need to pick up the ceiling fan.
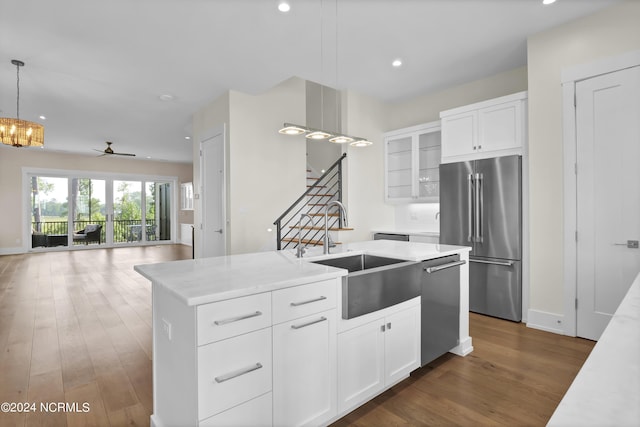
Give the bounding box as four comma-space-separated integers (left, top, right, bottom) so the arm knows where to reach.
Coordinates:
94, 141, 136, 157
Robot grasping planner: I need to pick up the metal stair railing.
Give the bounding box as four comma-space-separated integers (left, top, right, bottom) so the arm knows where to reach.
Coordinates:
274, 153, 347, 250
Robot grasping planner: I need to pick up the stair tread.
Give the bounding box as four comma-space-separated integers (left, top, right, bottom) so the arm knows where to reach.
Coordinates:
282, 237, 342, 246
289, 225, 354, 231
309, 212, 340, 217
307, 194, 335, 198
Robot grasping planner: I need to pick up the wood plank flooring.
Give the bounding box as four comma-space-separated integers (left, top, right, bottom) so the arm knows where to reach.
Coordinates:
0, 246, 594, 426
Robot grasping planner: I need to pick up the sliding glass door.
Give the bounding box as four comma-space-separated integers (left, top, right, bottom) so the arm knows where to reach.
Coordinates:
30, 176, 69, 249
71, 178, 106, 246
27, 171, 175, 251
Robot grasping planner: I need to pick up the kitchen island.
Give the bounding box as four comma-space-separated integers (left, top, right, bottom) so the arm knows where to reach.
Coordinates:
547, 271, 640, 427
135, 240, 471, 427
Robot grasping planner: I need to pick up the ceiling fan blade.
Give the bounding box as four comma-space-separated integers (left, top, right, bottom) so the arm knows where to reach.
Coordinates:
95, 142, 136, 157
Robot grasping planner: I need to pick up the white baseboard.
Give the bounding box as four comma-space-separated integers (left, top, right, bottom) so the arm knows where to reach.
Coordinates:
0, 246, 26, 255
450, 336, 473, 356
527, 309, 565, 335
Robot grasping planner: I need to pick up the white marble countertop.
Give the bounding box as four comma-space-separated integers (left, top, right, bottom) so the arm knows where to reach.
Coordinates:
547, 271, 640, 427
135, 240, 470, 306
372, 229, 440, 237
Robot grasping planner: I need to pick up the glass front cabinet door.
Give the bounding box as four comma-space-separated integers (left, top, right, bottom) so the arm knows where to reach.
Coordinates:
384, 121, 441, 203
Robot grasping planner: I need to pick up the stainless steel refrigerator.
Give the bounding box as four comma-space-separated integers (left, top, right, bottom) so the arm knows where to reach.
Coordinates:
439, 155, 522, 322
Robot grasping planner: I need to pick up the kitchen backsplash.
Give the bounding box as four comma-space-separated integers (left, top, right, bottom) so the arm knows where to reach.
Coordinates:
395, 204, 440, 232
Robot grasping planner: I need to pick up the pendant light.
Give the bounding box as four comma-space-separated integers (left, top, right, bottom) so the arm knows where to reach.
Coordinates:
278, 0, 372, 148
0, 60, 44, 148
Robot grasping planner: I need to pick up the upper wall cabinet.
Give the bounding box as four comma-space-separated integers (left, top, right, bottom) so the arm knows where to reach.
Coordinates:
384, 121, 441, 204
440, 91, 527, 164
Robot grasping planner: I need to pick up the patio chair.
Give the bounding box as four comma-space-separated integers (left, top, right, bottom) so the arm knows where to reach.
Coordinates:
73, 224, 102, 244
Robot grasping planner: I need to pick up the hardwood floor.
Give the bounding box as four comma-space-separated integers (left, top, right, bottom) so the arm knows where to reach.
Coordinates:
0, 246, 594, 426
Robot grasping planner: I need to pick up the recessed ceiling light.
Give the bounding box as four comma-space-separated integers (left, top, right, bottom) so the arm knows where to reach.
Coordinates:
542, 0, 556, 4
185, 136, 191, 140
159, 94, 175, 101
278, 1, 290, 12
39, 115, 46, 120
392, 59, 403, 68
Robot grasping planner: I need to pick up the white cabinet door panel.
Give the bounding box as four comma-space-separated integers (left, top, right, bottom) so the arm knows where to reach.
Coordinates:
273, 310, 337, 427
337, 318, 385, 413
441, 111, 476, 158
384, 305, 421, 384
478, 101, 522, 152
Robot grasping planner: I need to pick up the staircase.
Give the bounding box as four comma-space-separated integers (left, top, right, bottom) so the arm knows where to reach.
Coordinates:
274, 153, 352, 250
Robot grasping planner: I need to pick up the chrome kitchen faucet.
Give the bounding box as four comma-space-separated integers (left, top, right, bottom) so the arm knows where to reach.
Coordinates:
323, 201, 348, 255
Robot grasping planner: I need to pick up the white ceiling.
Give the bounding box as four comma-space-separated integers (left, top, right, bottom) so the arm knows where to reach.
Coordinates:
0, 0, 620, 163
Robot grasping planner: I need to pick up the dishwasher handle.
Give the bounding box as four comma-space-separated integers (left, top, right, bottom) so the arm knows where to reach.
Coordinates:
423, 260, 466, 274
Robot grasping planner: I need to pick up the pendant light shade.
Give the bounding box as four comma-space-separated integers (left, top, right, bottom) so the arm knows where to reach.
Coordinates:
278, 124, 307, 136
306, 130, 332, 140
0, 60, 44, 148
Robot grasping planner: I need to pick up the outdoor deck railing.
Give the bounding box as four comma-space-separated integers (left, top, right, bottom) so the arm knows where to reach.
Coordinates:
31, 219, 158, 245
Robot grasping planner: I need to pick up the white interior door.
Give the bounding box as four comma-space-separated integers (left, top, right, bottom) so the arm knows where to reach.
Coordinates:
200, 131, 226, 258
576, 66, 640, 341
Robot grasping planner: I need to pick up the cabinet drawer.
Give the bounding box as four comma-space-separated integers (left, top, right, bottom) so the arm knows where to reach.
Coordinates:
197, 292, 271, 345
272, 279, 336, 324
199, 392, 272, 427
198, 328, 272, 420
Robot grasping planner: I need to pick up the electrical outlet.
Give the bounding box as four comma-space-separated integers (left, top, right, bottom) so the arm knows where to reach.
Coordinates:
161, 318, 172, 340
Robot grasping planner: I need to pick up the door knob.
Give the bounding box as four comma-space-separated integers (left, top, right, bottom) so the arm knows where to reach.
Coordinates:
214, 229, 223, 234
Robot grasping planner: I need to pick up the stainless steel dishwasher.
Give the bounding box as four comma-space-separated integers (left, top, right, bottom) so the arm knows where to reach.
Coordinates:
421, 254, 465, 366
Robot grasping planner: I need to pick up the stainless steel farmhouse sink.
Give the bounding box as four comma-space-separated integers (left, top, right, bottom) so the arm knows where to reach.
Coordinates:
311, 254, 421, 319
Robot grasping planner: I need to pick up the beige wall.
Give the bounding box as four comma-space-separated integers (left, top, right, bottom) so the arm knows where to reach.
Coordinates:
527, 0, 640, 314
0, 147, 193, 252
227, 77, 307, 254
192, 77, 316, 255
341, 90, 395, 242
387, 66, 528, 131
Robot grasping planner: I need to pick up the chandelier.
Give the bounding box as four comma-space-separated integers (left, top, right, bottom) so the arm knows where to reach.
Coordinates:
0, 60, 45, 148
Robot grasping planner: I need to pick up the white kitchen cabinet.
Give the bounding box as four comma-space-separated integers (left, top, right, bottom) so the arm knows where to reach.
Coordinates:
273, 309, 337, 427
384, 121, 441, 203
440, 91, 527, 163
150, 277, 340, 427
337, 299, 420, 414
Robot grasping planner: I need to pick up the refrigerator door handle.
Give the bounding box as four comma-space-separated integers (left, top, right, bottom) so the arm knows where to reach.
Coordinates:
477, 173, 483, 243
467, 174, 474, 242
474, 173, 482, 243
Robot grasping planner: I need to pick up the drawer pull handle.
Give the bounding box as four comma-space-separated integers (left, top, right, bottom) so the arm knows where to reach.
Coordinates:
424, 260, 466, 274
291, 316, 327, 330
290, 296, 327, 307
213, 311, 262, 326
214, 362, 263, 383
